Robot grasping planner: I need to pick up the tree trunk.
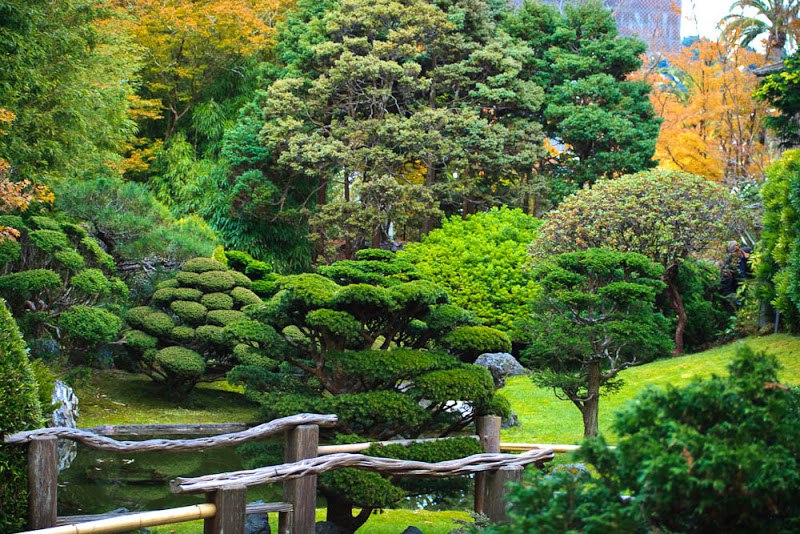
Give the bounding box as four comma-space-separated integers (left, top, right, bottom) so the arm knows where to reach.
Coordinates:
581, 360, 601, 437
664, 265, 686, 357
422, 164, 436, 234
325, 493, 372, 533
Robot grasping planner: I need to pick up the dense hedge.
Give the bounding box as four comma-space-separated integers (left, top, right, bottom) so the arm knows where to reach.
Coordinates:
0, 299, 43, 532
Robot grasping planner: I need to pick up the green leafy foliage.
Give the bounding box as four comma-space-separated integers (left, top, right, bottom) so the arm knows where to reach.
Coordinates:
0, 299, 43, 532
755, 53, 800, 147
495, 347, 800, 533
504, 1, 659, 197
755, 150, 800, 331
533, 169, 742, 355
122, 257, 263, 395
440, 326, 512, 363
231, 251, 507, 527
401, 208, 541, 339
521, 249, 672, 437
0, 214, 126, 364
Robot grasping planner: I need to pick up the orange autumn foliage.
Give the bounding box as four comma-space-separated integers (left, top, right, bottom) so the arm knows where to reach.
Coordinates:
637, 38, 774, 185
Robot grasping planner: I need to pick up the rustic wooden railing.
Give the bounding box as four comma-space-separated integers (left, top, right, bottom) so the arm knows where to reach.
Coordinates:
5, 415, 556, 534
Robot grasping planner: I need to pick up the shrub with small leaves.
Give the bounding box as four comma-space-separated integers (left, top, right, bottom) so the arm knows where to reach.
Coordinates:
121, 256, 262, 395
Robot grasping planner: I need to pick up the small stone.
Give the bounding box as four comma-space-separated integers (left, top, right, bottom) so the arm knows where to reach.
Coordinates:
315, 521, 347, 534
401, 527, 423, 534
501, 410, 520, 429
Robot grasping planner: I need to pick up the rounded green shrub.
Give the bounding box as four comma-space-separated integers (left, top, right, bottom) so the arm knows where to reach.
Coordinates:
125, 306, 156, 329
155, 346, 205, 377
182, 257, 228, 273
0, 239, 22, 264
124, 329, 158, 351
0, 269, 61, 293
30, 216, 61, 231
245, 260, 272, 279
60, 222, 89, 240
201, 292, 234, 310
170, 300, 207, 324
170, 326, 196, 343
225, 250, 254, 270
172, 287, 204, 301
196, 270, 236, 292
80, 237, 115, 271
156, 279, 180, 289
229, 270, 252, 289
440, 325, 511, 362
71, 268, 112, 296
0, 215, 27, 233
413, 368, 494, 403
207, 309, 247, 326
140, 311, 175, 337
176, 271, 201, 286
59, 305, 121, 345
250, 279, 278, 297
29, 229, 70, 252
151, 287, 177, 304
0, 299, 43, 532
233, 344, 277, 368
54, 250, 85, 271
109, 277, 129, 298
195, 324, 226, 345
230, 286, 261, 306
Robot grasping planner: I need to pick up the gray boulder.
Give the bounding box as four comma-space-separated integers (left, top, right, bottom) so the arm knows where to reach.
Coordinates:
401, 528, 423, 534
245, 500, 270, 534
474, 352, 526, 389
502, 410, 520, 429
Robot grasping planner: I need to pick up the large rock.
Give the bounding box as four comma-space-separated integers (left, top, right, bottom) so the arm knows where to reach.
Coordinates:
474, 353, 526, 389
51, 380, 79, 471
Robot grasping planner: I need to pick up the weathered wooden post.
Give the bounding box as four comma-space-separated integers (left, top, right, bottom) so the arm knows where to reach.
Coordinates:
204, 486, 247, 534
474, 415, 501, 515
484, 465, 523, 523
280, 424, 319, 534
28, 435, 58, 529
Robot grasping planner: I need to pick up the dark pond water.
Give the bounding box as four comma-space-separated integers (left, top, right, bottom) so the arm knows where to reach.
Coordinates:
57, 440, 471, 515
58, 440, 286, 515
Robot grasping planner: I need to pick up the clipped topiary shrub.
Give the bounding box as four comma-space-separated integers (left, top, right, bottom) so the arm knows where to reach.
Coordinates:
59, 305, 122, 346
0, 299, 43, 532
121, 256, 264, 395
440, 325, 512, 363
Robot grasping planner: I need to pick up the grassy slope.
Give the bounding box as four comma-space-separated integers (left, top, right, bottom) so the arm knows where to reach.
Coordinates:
500, 334, 800, 445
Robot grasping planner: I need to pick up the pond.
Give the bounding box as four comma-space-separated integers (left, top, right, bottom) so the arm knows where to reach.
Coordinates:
57, 439, 472, 515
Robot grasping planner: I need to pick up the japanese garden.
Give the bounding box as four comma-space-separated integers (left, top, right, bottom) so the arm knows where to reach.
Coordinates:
2, 0, 800, 533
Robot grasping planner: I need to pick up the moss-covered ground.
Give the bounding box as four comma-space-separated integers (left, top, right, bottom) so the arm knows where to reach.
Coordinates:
500, 334, 800, 445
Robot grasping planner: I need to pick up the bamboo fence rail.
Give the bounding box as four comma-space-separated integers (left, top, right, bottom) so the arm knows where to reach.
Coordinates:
4, 414, 337, 452
171, 448, 554, 494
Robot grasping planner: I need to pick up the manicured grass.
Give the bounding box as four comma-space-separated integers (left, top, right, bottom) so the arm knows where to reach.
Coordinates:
148, 508, 471, 533
71, 370, 261, 427
500, 334, 800, 445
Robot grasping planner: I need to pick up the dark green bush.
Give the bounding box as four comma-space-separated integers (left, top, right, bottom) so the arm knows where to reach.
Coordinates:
440, 326, 512, 362
59, 305, 122, 345
175, 271, 201, 286
0, 239, 22, 264
0, 269, 62, 293
206, 309, 247, 326
151, 287, 177, 304
54, 250, 85, 271
0, 299, 43, 532
182, 257, 228, 273
195, 324, 226, 345
172, 288, 204, 301
29, 216, 61, 231
124, 329, 158, 351
29, 229, 70, 252
413, 368, 494, 403
201, 292, 235, 310
125, 306, 156, 329
170, 326, 196, 343
494, 347, 800, 533
196, 270, 235, 292
79, 237, 115, 272
71, 268, 112, 296
170, 300, 208, 324
230, 286, 261, 306
0, 215, 26, 233
156, 279, 179, 289
60, 222, 88, 240
140, 311, 175, 337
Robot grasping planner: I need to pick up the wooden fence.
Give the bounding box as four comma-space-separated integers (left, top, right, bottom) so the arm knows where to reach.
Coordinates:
4, 415, 554, 534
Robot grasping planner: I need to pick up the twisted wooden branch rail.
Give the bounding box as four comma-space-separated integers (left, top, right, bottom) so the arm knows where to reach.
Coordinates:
172, 448, 554, 494
4, 414, 338, 453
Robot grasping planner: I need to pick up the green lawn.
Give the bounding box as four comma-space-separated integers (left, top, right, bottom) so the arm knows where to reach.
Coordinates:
71, 370, 261, 427
147, 508, 471, 533
500, 334, 800, 445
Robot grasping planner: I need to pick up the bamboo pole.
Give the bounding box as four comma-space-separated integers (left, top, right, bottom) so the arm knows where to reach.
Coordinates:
317, 435, 479, 455
19, 504, 217, 534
